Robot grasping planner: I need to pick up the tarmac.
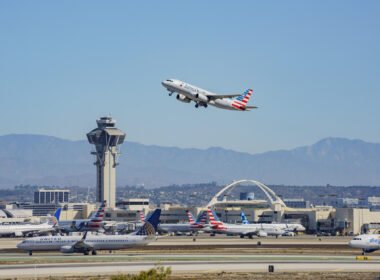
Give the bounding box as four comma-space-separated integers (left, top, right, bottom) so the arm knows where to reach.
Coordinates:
0, 235, 379, 278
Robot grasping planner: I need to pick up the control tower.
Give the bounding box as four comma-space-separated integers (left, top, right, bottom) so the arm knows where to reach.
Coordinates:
87, 117, 126, 208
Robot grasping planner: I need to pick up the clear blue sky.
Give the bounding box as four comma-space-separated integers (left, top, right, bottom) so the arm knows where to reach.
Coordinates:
0, 1, 379, 154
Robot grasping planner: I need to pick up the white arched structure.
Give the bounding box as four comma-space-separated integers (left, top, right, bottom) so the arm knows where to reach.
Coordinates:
206, 179, 286, 208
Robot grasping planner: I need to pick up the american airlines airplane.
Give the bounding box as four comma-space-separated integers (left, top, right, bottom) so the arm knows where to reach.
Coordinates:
349, 234, 380, 255
58, 200, 106, 233
240, 211, 305, 233
159, 210, 207, 234
161, 79, 258, 111
207, 208, 284, 238
17, 209, 161, 256
0, 208, 61, 237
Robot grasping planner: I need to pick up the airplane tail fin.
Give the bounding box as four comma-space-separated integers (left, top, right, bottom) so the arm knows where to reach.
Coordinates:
240, 212, 250, 224
207, 207, 223, 225
48, 208, 61, 226
232, 89, 256, 110
186, 210, 195, 223
138, 210, 146, 222
89, 200, 106, 223
136, 209, 161, 236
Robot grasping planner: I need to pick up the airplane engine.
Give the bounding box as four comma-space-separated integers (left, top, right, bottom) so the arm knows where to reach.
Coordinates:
257, 230, 268, 237
176, 94, 191, 103
195, 93, 209, 103
60, 245, 75, 253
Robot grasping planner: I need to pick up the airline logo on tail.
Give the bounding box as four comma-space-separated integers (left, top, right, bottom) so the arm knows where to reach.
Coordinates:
136, 209, 161, 236
186, 210, 195, 223
190, 211, 207, 229
232, 89, 253, 110
138, 210, 146, 222
88, 200, 106, 228
240, 212, 250, 224
207, 207, 227, 230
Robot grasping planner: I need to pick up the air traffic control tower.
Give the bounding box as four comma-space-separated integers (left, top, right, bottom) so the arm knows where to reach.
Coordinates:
87, 117, 126, 208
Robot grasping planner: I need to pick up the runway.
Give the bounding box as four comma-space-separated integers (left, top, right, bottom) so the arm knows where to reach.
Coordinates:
0, 236, 379, 278
0, 253, 379, 278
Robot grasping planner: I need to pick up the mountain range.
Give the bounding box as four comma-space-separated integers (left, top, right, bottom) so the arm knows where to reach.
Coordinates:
0, 134, 379, 188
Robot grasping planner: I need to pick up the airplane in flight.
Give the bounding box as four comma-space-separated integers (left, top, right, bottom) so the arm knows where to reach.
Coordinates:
17, 209, 161, 256
349, 234, 380, 255
58, 200, 106, 233
0, 208, 61, 237
158, 210, 207, 234
207, 208, 284, 238
161, 79, 258, 111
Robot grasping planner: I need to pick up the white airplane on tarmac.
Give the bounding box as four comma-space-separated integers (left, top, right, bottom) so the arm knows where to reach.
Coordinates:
349, 234, 380, 255
17, 209, 161, 256
58, 200, 106, 233
159, 210, 207, 234
207, 208, 284, 238
0, 208, 61, 237
161, 79, 258, 111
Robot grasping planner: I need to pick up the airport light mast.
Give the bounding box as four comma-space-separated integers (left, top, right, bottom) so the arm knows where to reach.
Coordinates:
87, 117, 126, 208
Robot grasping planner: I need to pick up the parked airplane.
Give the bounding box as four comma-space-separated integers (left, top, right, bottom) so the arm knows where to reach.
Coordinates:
240, 211, 305, 233
58, 200, 106, 233
349, 234, 380, 255
207, 208, 284, 238
17, 209, 161, 256
0, 208, 61, 237
159, 210, 207, 234
161, 79, 258, 111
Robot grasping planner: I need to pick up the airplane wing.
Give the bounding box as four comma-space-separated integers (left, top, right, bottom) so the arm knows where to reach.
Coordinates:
207, 94, 241, 100
72, 232, 93, 251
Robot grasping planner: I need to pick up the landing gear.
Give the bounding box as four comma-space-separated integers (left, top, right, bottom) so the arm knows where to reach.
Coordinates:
84, 250, 89, 255
195, 103, 199, 108
248, 235, 253, 239
362, 250, 365, 256
168, 91, 174, 96
240, 235, 245, 239
29, 251, 32, 256
92, 250, 97, 255
204, 104, 208, 108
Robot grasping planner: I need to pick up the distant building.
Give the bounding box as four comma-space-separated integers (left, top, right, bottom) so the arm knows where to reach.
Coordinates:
283, 198, 311, 209
34, 189, 70, 204
116, 198, 149, 212
336, 198, 359, 208
240, 192, 255, 201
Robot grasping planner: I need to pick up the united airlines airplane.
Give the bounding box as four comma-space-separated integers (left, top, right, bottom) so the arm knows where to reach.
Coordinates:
0, 208, 61, 237
349, 234, 380, 255
17, 209, 161, 256
161, 79, 258, 111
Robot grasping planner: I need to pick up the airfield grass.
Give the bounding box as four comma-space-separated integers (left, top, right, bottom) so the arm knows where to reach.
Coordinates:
2, 272, 380, 280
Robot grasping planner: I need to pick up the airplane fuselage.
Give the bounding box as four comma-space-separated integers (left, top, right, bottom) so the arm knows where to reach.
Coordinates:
349, 234, 380, 254
17, 234, 153, 252
162, 79, 254, 111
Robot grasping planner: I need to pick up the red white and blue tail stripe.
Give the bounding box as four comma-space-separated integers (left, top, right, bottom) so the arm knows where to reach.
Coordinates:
232, 89, 253, 110
138, 210, 146, 222
87, 200, 106, 228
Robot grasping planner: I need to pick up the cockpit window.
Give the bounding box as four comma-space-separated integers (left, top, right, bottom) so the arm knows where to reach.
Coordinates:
353, 238, 361, 240
166, 79, 173, 82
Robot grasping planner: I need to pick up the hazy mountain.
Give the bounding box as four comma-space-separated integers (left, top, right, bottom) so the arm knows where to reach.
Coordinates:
0, 134, 379, 188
